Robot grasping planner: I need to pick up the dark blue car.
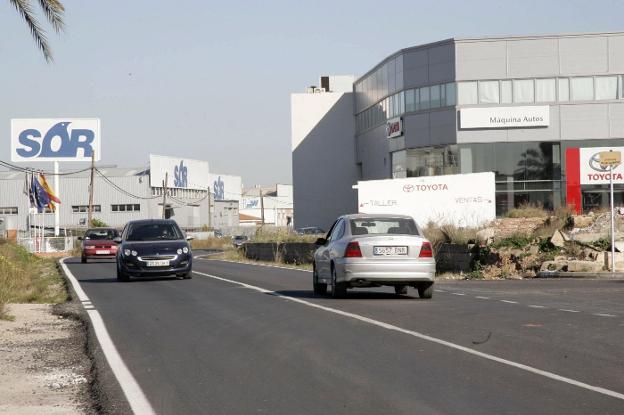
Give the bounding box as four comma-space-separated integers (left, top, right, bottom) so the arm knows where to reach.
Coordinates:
115, 219, 193, 282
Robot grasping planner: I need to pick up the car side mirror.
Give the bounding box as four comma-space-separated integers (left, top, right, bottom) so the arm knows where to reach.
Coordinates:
113, 237, 122, 244
186, 235, 195, 241
77, 236, 83, 241
315, 238, 327, 246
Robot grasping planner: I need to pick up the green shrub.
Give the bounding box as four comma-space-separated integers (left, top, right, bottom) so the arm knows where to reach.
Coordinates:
591, 237, 611, 251
493, 233, 533, 249
91, 218, 108, 227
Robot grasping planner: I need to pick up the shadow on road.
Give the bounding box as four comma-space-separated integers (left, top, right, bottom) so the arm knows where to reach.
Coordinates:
270, 290, 419, 300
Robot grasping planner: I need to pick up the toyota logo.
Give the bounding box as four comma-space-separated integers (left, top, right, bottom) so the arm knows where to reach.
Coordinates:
589, 152, 613, 172
403, 184, 414, 192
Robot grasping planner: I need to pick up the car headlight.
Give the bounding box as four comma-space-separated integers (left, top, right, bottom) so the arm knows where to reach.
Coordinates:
123, 249, 131, 256
177, 248, 183, 255
182, 247, 189, 254
131, 250, 138, 257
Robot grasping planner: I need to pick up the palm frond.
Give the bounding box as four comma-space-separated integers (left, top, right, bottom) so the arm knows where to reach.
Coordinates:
37, 0, 64, 33
9, 0, 53, 62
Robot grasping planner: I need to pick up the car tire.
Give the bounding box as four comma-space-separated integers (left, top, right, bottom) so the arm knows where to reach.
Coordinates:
312, 264, 327, 296
116, 264, 130, 282
81, 256, 87, 264
417, 282, 434, 299
179, 272, 192, 279
394, 285, 408, 295
330, 266, 347, 299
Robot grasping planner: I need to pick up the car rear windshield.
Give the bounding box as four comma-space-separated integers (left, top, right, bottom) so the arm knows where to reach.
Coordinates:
85, 229, 118, 240
349, 218, 419, 236
126, 223, 183, 241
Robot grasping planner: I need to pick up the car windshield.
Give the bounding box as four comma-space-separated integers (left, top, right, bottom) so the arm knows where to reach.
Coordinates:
85, 229, 118, 240
126, 223, 183, 241
349, 218, 419, 235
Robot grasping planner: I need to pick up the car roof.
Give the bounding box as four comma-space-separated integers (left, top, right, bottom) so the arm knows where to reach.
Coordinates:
126, 219, 178, 225
340, 213, 415, 220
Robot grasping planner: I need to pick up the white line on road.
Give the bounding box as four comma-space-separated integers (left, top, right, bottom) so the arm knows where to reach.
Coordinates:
475, 296, 490, 300
529, 305, 546, 309
451, 292, 465, 296
500, 300, 518, 304
434, 289, 446, 292
60, 259, 156, 415
200, 258, 313, 273
594, 313, 617, 318
559, 309, 581, 313
192, 269, 624, 402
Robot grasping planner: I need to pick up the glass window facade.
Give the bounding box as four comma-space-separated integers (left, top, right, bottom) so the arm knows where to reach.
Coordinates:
391, 140, 624, 215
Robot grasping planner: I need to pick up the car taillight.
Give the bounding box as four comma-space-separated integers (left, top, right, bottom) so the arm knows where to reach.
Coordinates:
344, 241, 362, 258
419, 241, 433, 258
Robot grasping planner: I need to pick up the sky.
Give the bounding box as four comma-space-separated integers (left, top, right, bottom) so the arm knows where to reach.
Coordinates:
1, 0, 623, 186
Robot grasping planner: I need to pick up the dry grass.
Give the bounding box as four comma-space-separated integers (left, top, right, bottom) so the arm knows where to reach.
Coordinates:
505, 203, 549, 218
0, 240, 67, 320
423, 222, 480, 254
191, 237, 233, 250
251, 228, 318, 243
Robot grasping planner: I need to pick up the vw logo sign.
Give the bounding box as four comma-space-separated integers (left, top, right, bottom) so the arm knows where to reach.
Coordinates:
403, 184, 414, 193
589, 152, 612, 172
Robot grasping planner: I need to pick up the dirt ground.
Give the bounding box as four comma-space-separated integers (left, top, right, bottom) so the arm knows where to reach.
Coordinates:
0, 304, 93, 415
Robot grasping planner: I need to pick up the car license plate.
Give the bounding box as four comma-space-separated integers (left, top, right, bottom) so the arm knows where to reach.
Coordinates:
373, 246, 408, 256
146, 260, 170, 267
95, 250, 110, 255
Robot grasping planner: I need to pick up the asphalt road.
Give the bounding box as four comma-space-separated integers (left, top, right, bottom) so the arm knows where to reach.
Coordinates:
64, 257, 624, 415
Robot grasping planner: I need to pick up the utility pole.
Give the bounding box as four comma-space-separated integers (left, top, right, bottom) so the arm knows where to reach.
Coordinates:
162, 172, 168, 219
87, 152, 95, 227
259, 187, 265, 226
207, 186, 212, 229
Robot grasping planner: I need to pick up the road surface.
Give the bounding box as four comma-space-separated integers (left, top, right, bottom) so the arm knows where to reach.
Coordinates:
63, 257, 624, 414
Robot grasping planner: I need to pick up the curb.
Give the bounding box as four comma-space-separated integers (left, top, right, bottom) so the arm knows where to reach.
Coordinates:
56, 258, 133, 415
537, 271, 624, 279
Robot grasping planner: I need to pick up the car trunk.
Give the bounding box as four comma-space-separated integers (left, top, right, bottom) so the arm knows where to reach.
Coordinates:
352, 235, 426, 259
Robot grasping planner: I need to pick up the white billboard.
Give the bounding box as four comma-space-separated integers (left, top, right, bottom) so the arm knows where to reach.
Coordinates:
11, 118, 101, 162
209, 173, 242, 200
579, 147, 624, 185
149, 154, 209, 190
459, 106, 549, 129
357, 172, 496, 227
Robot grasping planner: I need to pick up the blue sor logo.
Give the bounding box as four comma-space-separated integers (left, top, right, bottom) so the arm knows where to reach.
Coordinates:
17, 122, 95, 158
174, 161, 188, 188
213, 176, 225, 200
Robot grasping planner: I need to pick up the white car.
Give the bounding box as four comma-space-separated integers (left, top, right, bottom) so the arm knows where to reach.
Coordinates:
312, 214, 435, 299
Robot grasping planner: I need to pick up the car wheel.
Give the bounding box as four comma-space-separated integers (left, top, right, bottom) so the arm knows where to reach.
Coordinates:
81, 255, 87, 264
116, 264, 130, 282
312, 263, 327, 296
394, 285, 408, 295
417, 282, 434, 299
178, 272, 192, 279
330, 266, 347, 299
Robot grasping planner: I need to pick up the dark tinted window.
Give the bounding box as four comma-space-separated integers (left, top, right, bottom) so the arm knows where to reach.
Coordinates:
349, 218, 419, 235
85, 229, 118, 240
126, 223, 183, 241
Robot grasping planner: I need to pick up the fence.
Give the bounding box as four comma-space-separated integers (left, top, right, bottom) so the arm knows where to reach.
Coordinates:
17, 236, 74, 253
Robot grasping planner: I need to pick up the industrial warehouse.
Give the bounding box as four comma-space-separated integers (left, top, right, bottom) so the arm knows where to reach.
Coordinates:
292, 31, 624, 229
0, 153, 243, 237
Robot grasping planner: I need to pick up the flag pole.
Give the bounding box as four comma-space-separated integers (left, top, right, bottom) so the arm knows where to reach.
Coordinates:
54, 161, 60, 237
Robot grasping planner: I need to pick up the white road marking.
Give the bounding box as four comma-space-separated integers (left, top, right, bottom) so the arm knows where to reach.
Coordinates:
200, 258, 313, 273
60, 258, 156, 415
193, 270, 624, 401
451, 292, 465, 296
435, 289, 446, 292
529, 305, 546, 309
559, 309, 581, 313
594, 313, 617, 318
501, 300, 518, 304
475, 296, 490, 300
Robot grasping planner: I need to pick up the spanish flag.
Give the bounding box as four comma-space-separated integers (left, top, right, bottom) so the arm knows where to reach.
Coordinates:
38, 174, 61, 207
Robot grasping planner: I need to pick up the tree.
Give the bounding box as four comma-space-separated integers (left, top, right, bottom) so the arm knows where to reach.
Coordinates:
9, 0, 65, 62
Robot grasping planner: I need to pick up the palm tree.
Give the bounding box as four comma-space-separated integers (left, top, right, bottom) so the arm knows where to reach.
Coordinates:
9, 0, 65, 62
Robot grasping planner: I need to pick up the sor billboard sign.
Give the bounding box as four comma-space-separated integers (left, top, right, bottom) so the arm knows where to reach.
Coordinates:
209, 173, 242, 201
11, 118, 101, 162
579, 147, 624, 185
149, 154, 209, 190
357, 172, 495, 227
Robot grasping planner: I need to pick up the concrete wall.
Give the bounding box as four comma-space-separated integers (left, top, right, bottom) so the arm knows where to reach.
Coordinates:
291, 92, 358, 229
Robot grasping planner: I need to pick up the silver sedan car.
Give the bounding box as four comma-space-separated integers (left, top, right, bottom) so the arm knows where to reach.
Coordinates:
312, 214, 435, 299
